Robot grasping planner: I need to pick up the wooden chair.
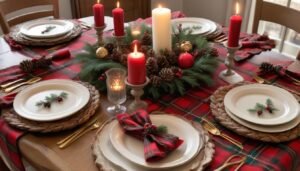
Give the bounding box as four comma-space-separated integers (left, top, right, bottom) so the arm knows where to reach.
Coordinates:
252, 0, 300, 33
0, 0, 59, 34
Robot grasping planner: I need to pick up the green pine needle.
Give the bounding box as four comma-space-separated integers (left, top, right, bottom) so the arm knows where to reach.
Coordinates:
156, 125, 168, 134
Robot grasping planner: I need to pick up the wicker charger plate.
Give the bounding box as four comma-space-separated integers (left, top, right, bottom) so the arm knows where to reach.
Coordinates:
210, 82, 300, 143
2, 81, 100, 133
92, 114, 215, 171
9, 20, 82, 46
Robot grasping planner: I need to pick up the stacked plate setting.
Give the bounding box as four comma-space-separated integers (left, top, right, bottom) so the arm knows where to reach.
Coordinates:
171, 17, 222, 38
93, 114, 214, 171
223, 84, 300, 133
11, 19, 82, 46
13, 79, 90, 122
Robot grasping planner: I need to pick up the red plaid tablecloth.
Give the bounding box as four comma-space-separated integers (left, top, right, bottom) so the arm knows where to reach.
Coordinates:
1, 11, 300, 171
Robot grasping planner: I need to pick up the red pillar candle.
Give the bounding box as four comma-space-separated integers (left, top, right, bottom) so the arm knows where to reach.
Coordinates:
112, 1, 125, 36
127, 45, 146, 85
228, 2, 242, 47
93, 0, 104, 27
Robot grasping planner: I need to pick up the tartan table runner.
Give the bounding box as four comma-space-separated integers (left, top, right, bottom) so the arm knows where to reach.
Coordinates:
0, 11, 299, 171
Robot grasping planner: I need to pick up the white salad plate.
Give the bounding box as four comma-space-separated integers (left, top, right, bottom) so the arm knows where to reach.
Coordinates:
225, 107, 300, 133
171, 17, 217, 35
20, 20, 74, 39
13, 79, 90, 121
224, 84, 299, 126
109, 114, 202, 169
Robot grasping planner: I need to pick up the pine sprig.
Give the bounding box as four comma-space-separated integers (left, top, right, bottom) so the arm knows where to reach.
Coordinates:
36, 92, 68, 109
248, 98, 279, 115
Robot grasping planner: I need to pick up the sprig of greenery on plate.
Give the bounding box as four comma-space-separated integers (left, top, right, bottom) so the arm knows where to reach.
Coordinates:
36, 92, 68, 109
248, 98, 278, 116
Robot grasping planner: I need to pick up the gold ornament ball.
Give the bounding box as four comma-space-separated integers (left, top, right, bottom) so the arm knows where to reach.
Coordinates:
96, 47, 108, 58
180, 41, 193, 52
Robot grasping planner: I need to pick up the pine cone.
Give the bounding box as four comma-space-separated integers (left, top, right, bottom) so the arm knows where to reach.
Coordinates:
159, 68, 174, 82
150, 75, 162, 87
157, 55, 170, 68
162, 49, 178, 65
35, 58, 52, 68
260, 62, 282, 74
146, 57, 159, 75
140, 45, 150, 55
209, 48, 219, 57
198, 48, 207, 57
141, 31, 152, 46
111, 49, 122, 62
171, 66, 183, 78
147, 48, 155, 58
20, 60, 35, 73
104, 43, 115, 54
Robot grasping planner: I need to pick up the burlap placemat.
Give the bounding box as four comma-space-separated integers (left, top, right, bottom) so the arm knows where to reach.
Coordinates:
210, 82, 300, 143
92, 114, 214, 171
10, 20, 82, 46
2, 81, 100, 133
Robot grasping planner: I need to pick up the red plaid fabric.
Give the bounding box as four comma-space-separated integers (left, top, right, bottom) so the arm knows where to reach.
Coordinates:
0, 11, 299, 171
116, 110, 184, 162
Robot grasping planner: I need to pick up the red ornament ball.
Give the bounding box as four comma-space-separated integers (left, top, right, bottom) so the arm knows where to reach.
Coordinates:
131, 39, 141, 51
178, 52, 194, 69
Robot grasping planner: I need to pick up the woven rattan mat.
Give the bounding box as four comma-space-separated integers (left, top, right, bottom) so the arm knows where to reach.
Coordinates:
2, 81, 100, 133
210, 82, 300, 143
10, 20, 82, 46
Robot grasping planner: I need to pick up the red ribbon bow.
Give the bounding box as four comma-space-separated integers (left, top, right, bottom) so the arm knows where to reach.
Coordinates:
116, 110, 184, 162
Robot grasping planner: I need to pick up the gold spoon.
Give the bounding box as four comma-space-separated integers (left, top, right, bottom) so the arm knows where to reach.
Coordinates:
4, 77, 41, 93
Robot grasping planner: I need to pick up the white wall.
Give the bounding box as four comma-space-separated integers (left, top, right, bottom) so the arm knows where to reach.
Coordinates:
58, 0, 72, 19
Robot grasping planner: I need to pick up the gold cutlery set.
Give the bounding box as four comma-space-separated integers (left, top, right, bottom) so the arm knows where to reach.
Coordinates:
0, 77, 41, 93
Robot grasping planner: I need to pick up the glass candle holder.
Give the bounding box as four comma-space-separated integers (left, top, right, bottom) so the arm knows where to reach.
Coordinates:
105, 68, 127, 114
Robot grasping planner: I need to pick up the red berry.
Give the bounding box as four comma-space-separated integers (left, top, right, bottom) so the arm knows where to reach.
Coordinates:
257, 110, 263, 115
56, 97, 63, 102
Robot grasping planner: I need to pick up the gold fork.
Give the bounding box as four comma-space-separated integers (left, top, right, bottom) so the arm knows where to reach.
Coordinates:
202, 119, 243, 149
4, 77, 41, 93
58, 121, 102, 149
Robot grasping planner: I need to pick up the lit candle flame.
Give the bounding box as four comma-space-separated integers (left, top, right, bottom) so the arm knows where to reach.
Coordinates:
236, 2, 240, 15
158, 4, 162, 8
97, 0, 100, 3
117, 1, 120, 8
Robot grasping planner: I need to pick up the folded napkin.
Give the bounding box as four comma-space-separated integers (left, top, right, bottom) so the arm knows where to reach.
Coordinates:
3, 35, 23, 50
116, 110, 184, 162
259, 62, 300, 79
0, 119, 25, 171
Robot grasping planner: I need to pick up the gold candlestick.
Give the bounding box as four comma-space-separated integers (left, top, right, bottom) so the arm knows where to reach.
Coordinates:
94, 24, 106, 47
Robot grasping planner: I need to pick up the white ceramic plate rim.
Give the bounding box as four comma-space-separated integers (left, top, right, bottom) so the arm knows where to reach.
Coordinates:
20, 20, 74, 38
109, 114, 201, 169
225, 107, 300, 133
224, 84, 299, 125
13, 79, 90, 121
171, 17, 217, 35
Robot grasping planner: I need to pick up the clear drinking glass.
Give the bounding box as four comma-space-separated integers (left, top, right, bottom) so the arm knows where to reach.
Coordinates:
106, 68, 127, 114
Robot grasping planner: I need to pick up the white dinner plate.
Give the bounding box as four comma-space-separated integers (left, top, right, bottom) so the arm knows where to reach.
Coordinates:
20, 20, 74, 38
224, 84, 299, 126
13, 79, 90, 121
225, 107, 300, 133
171, 17, 217, 35
109, 114, 202, 169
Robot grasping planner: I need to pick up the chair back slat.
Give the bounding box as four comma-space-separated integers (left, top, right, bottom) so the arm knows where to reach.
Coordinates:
0, 0, 59, 34
253, 0, 300, 33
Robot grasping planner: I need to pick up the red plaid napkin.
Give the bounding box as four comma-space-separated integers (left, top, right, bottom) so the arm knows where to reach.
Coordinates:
116, 110, 184, 162
3, 35, 23, 50
0, 119, 25, 171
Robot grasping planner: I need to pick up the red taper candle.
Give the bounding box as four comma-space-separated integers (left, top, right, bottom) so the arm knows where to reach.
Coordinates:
127, 44, 146, 85
112, 1, 125, 36
93, 0, 104, 27
228, 2, 242, 47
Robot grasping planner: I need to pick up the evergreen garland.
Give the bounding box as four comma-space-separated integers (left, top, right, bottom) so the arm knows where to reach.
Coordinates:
76, 23, 219, 99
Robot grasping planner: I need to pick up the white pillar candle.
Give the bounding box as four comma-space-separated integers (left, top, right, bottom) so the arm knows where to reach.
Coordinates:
152, 6, 171, 54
